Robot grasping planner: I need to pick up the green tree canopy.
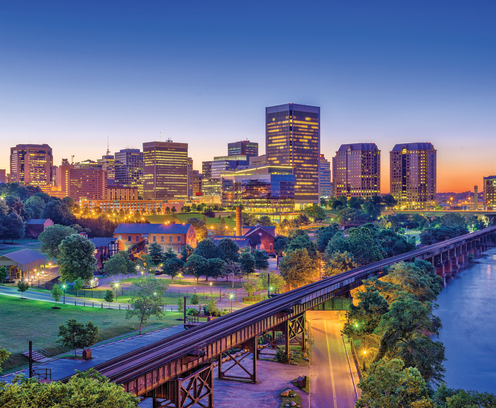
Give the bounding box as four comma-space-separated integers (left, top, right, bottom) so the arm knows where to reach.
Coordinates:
193, 238, 220, 259
0, 369, 139, 407
126, 277, 168, 334
356, 359, 434, 408
206, 258, 225, 281
259, 270, 286, 293
325, 251, 359, 276
3, 212, 25, 243
239, 251, 255, 275
58, 234, 96, 282
57, 318, 99, 357
305, 204, 327, 221
187, 217, 208, 241
161, 257, 184, 280
243, 276, 261, 296
217, 238, 240, 262
16, 280, 29, 299
25, 195, 45, 219
38, 224, 77, 258
184, 254, 209, 282
279, 248, 318, 290
253, 250, 269, 272
285, 234, 318, 259
147, 243, 164, 266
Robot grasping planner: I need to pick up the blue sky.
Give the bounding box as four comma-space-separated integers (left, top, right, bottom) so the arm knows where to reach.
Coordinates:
0, 1, 494, 191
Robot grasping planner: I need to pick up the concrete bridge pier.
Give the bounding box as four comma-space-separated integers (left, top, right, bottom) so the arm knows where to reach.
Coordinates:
435, 263, 445, 277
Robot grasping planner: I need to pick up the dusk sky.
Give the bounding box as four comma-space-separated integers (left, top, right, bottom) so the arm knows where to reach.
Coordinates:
1, 1, 494, 193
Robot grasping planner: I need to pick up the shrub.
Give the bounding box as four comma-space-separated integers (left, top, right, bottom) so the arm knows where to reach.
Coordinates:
186, 308, 198, 316
276, 349, 290, 363
190, 293, 200, 305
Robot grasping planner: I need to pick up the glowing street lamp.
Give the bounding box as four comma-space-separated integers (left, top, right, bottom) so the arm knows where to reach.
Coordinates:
229, 293, 234, 313
62, 284, 67, 304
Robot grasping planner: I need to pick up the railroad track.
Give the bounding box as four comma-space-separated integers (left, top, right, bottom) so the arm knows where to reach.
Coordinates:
60, 226, 496, 386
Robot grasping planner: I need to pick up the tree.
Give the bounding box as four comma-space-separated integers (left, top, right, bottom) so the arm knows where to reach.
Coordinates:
260, 270, 286, 293
162, 257, 184, 280
306, 204, 327, 222
187, 217, 208, 241
41, 199, 74, 225
57, 319, 99, 357
58, 234, 96, 283
126, 277, 168, 334
274, 235, 288, 256
165, 206, 171, 214
347, 225, 385, 265
162, 247, 178, 262
25, 195, 45, 219
193, 238, 219, 259
325, 251, 359, 276
279, 248, 318, 290
17, 280, 29, 299
286, 234, 318, 259
239, 251, 255, 275
136, 254, 155, 275
147, 243, 164, 266
177, 297, 184, 313
180, 244, 194, 262
74, 277, 84, 297
222, 260, 242, 287
171, 206, 177, 213
257, 215, 274, 226
243, 276, 261, 296
5, 195, 28, 220
102, 253, 127, 281
4, 212, 25, 243
434, 385, 496, 408
217, 238, 240, 262
0, 369, 140, 407
184, 254, 209, 282
51, 284, 64, 307
0, 266, 8, 285
190, 293, 200, 305
0, 348, 10, 374
38, 225, 77, 258
356, 359, 434, 408
206, 258, 225, 281
104, 290, 114, 308
316, 225, 339, 252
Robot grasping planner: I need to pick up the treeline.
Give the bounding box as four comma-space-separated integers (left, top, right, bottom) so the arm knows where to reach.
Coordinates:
347, 260, 496, 407
272, 223, 415, 290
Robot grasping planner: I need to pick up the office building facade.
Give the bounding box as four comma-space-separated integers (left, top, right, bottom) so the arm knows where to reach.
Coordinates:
187, 157, 194, 198
483, 176, 496, 210
142, 140, 188, 200
221, 165, 295, 213
266, 103, 320, 204
319, 154, 332, 198
114, 149, 143, 194
333, 144, 380, 198
10, 144, 53, 186
390, 143, 437, 209
228, 140, 259, 157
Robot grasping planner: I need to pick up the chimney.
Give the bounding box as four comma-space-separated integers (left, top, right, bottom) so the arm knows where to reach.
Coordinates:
236, 206, 242, 236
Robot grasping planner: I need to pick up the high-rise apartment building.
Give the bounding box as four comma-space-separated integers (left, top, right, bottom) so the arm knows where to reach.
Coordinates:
319, 154, 332, 198
483, 176, 496, 210
266, 103, 320, 204
0, 169, 6, 184
10, 144, 53, 186
142, 140, 188, 200
390, 143, 437, 209
57, 164, 107, 201
114, 148, 143, 194
228, 140, 259, 157
332, 144, 380, 198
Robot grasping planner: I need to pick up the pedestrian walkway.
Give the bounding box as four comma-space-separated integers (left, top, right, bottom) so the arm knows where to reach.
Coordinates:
1, 325, 186, 383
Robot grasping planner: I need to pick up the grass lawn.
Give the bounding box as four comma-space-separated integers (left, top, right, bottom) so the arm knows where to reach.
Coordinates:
0, 296, 181, 372
0, 238, 48, 257
146, 213, 236, 228
122, 277, 243, 289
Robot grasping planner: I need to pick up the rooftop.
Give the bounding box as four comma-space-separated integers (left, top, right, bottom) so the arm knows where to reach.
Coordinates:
114, 223, 193, 234
391, 143, 435, 152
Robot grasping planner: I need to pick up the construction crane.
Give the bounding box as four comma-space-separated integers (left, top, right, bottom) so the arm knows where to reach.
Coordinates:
71, 155, 75, 165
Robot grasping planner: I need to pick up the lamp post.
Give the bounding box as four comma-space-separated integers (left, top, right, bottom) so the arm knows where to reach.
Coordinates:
209, 282, 212, 299
113, 282, 120, 300
37, 273, 40, 290
62, 284, 66, 304
229, 293, 234, 313
268, 272, 271, 296
362, 350, 367, 372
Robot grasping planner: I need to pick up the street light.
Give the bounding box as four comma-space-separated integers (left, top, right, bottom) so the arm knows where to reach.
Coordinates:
113, 282, 120, 300
62, 284, 66, 304
209, 282, 212, 299
37, 273, 40, 290
229, 293, 234, 313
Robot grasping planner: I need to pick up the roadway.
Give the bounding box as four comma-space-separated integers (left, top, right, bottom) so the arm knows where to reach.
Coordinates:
307, 311, 357, 408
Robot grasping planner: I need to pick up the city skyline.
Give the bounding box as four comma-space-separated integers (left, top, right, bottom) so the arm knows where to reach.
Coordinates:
1, 1, 495, 193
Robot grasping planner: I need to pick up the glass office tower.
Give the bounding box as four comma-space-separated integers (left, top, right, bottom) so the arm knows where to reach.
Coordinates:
142, 140, 188, 200
115, 148, 143, 195
266, 103, 320, 204
10, 144, 53, 186
228, 140, 259, 157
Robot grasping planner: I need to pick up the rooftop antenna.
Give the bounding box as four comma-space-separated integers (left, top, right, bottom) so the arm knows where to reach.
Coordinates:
106, 137, 110, 156
160, 132, 162, 140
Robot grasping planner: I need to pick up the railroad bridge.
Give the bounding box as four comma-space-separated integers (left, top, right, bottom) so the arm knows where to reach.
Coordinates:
63, 226, 496, 408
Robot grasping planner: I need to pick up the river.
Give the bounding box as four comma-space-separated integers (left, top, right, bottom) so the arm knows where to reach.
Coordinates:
434, 247, 496, 393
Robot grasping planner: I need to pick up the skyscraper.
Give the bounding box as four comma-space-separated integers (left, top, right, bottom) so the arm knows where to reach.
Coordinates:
10, 144, 53, 186
115, 148, 143, 195
483, 176, 496, 210
332, 144, 380, 198
187, 157, 194, 198
142, 140, 188, 200
57, 164, 107, 201
390, 143, 437, 209
97, 154, 116, 184
319, 154, 332, 198
228, 140, 259, 157
266, 103, 320, 204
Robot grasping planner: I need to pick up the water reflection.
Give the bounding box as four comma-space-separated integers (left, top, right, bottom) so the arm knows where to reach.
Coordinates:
434, 248, 496, 393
